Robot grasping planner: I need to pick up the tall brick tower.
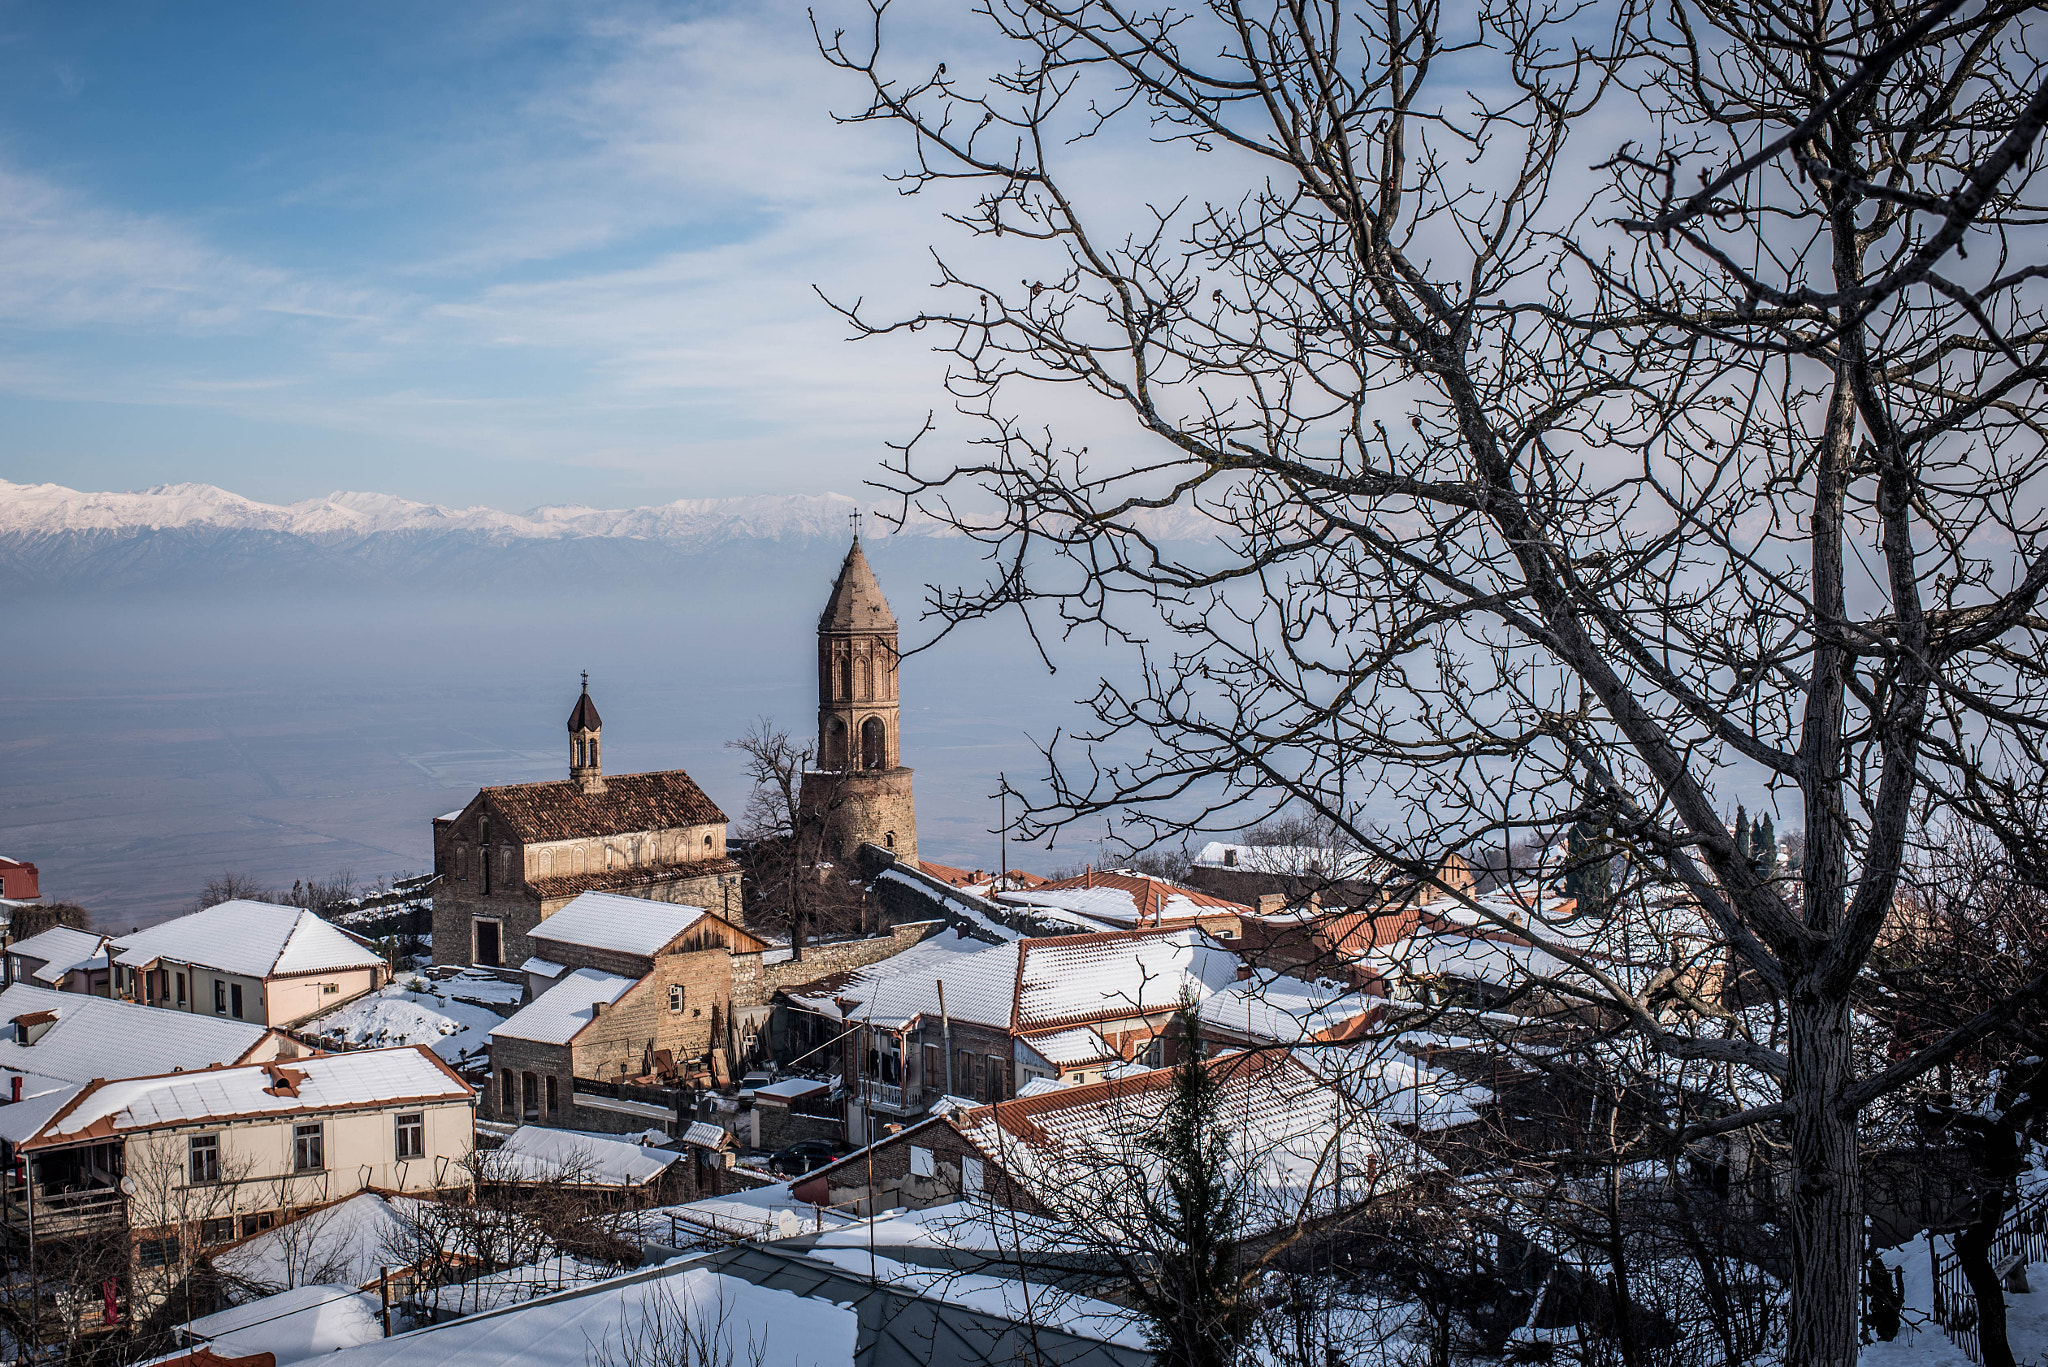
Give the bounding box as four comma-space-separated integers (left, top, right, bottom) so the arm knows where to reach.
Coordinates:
799, 532, 918, 866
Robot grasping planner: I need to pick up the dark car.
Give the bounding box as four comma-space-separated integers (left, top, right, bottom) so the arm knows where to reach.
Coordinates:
766, 1140, 850, 1177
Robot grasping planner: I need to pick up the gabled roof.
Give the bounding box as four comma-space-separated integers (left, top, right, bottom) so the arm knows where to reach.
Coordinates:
6, 926, 109, 982
471, 771, 727, 844
566, 684, 602, 733
489, 968, 637, 1046
112, 901, 385, 979
819, 538, 896, 633
530, 891, 762, 957
17, 1045, 470, 1150
0, 983, 274, 1085
781, 932, 1020, 1031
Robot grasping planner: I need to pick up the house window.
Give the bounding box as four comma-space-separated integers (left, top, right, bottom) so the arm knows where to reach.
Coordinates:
395, 1112, 424, 1160
293, 1122, 324, 1172
176, 972, 187, 1006
214, 981, 227, 1015
522, 1072, 540, 1121
230, 983, 245, 1020
545, 1075, 559, 1114
188, 1134, 220, 1184
500, 1071, 515, 1111
321, 983, 339, 996
137, 1237, 181, 1268
241, 1212, 275, 1238
200, 1218, 236, 1245
984, 1055, 1007, 1102
668, 984, 686, 1014
910, 1146, 935, 1177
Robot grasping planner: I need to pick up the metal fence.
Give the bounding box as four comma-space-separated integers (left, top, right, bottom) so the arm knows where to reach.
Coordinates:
1928, 1186, 2048, 1363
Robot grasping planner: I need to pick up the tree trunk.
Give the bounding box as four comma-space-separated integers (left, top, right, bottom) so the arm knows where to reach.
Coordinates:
1785, 993, 1861, 1367
1957, 1201, 2016, 1367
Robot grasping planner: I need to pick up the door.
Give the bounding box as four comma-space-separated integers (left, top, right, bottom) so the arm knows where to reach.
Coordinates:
229, 983, 244, 1020
475, 919, 502, 967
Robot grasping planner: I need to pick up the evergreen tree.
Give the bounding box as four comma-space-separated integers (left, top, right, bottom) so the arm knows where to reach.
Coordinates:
1136, 1005, 1253, 1367
1733, 804, 1751, 866
1754, 815, 1776, 875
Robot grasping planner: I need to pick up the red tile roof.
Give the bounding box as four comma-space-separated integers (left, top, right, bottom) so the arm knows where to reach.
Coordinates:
479, 770, 726, 843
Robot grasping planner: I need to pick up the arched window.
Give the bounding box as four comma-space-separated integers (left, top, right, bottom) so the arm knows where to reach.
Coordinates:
857, 654, 872, 700
839, 648, 854, 698
885, 831, 896, 850
861, 716, 886, 770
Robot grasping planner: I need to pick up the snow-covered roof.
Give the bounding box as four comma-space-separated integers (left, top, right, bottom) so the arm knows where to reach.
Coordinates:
653, 1180, 854, 1241
1015, 928, 1365, 1042
17, 1044, 469, 1150
112, 900, 385, 979
492, 1125, 680, 1187
489, 968, 636, 1046
0, 1083, 82, 1145
950, 1051, 1410, 1229
0, 983, 272, 1085
521, 957, 565, 980
186, 1284, 386, 1365
752, 1077, 830, 1101
213, 1191, 429, 1294
6, 926, 108, 981
1017, 1026, 1117, 1068
996, 870, 1247, 930
681, 1120, 728, 1150
783, 932, 1020, 1031
1194, 842, 1388, 879
307, 1262, 856, 1367
530, 891, 713, 958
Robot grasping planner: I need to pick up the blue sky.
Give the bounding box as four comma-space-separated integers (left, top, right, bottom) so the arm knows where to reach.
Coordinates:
0, 1, 978, 509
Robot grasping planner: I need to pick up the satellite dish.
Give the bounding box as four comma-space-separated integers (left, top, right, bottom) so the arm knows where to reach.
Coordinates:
774, 1209, 799, 1240
118, 1177, 136, 1196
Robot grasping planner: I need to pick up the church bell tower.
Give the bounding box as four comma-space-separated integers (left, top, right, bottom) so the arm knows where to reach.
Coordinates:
800, 528, 917, 866
568, 672, 606, 795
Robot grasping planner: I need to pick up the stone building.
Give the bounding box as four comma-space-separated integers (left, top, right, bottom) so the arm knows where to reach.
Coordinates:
798, 537, 918, 867
431, 679, 742, 968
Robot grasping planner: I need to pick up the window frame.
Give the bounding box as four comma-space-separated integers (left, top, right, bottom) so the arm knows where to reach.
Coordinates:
292, 1121, 325, 1173
394, 1111, 425, 1161
668, 983, 686, 1014
188, 1133, 220, 1185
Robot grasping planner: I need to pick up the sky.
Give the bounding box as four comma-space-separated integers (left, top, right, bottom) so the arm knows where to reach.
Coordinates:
0, 0, 988, 510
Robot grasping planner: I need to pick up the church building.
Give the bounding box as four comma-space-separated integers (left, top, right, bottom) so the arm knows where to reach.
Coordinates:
431, 678, 742, 968
799, 534, 919, 866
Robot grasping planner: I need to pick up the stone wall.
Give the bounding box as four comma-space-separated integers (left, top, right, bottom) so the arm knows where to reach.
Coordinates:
488, 1035, 576, 1126
800, 766, 918, 867
569, 949, 736, 1081
802, 1119, 1032, 1216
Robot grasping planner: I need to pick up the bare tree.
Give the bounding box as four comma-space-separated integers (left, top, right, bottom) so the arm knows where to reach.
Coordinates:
192, 872, 272, 913
726, 718, 865, 958
817, 0, 2048, 1360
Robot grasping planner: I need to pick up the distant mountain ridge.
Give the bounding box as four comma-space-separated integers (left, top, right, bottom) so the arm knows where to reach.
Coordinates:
0, 477, 1220, 594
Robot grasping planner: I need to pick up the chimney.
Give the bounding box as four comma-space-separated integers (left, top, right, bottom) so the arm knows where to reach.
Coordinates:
8, 1076, 18, 1103
590, 1000, 605, 1018
1257, 894, 1285, 916
1235, 964, 1254, 982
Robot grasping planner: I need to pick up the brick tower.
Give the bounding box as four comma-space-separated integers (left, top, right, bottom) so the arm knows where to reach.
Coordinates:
799, 533, 918, 866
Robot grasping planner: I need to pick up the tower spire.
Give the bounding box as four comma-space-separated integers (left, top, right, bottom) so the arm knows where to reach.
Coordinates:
567, 674, 605, 794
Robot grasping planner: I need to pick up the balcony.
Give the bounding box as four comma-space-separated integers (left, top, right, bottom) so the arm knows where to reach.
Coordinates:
1, 1184, 127, 1237
858, 1080, 916, 1113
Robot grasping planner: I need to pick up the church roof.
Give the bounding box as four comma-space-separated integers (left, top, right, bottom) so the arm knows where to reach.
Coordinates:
819, 539, 897, 633
480, 770, 727, 843
566, 685, 602, 733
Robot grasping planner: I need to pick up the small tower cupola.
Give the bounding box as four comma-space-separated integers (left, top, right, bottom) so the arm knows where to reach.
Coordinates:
568, 672, 606, 795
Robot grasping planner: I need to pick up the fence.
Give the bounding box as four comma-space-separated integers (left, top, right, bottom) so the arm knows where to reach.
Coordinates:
1928, 1186, 2048, 1363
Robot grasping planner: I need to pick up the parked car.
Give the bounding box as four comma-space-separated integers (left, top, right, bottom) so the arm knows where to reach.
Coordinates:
738, 1070, 774, 1101
766, 1140, 849, 1177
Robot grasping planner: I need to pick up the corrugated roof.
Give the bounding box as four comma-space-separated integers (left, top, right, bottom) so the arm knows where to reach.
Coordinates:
112, 901, 385, 979
489, 968, 636, 1046
531, 891, 708, 957
494, 1125, 679, 1187
22, 1045, 469, 1148
782, 934, 1019, 1031
480, 770, 725, 843
0, 983, 273, 1085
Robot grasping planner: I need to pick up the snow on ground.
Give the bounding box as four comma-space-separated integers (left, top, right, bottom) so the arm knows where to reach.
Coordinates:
302, 968, 516, 1068
1863, 1238, 2048, 1367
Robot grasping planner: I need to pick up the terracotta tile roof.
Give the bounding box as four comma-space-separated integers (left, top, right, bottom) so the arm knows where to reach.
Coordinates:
525, 856, 740, 902
481, 770, 727, 843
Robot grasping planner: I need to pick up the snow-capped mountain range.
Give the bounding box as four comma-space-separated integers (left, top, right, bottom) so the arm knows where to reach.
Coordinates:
0, 477, 1218, 593
0, 479, 904, 542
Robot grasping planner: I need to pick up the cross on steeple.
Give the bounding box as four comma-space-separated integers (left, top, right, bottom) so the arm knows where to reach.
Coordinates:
580, 669, 589, 692
849, 509, 863, 543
